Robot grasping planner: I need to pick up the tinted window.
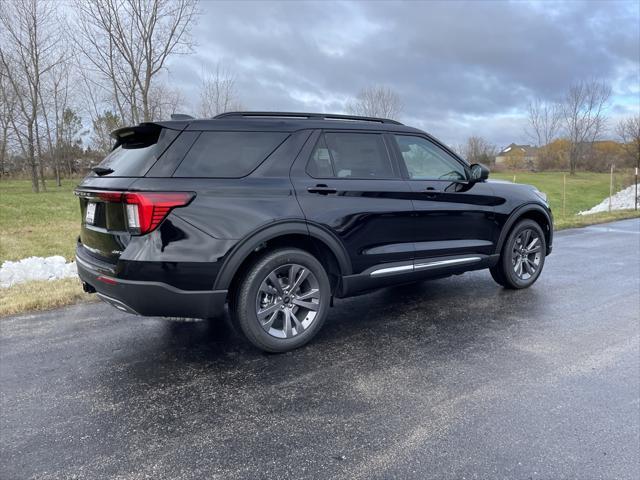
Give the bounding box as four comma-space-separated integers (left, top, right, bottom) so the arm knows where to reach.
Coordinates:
394, 135, 466, 181
306, 136, 334, 178
93, 128, 178, 177
308, 132, 395, 179
174, 131, 289, 178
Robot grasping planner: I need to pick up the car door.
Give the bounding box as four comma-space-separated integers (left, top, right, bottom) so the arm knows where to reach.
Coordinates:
388, 133, 501, 264
291, 130, 415, 276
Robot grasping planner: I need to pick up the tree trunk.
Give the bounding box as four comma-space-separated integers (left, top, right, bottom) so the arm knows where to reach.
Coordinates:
27, 123, 39, 193
54, 148, 61, 187
35, 122, 47, 191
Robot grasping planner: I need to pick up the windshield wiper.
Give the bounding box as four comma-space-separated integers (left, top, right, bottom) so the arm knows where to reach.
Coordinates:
92, 166, 114, 176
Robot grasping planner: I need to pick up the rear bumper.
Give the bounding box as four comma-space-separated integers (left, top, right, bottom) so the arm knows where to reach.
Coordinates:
76, 250, 227, 319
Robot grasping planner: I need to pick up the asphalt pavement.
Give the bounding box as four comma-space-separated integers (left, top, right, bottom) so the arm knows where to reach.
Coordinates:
1, 218, 639, 480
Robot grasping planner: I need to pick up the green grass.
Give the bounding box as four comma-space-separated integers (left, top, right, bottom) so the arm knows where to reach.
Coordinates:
492, 171, 639, 229
492, 171, 633, 216
0, 178, 81, 262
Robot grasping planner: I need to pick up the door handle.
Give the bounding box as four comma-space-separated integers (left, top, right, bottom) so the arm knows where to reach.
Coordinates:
423, 189, 438, 199
307, 184, 337, 195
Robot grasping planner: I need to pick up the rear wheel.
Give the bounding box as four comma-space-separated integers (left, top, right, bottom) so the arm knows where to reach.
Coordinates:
232, 248, 331, 352
490, 219, 546, 289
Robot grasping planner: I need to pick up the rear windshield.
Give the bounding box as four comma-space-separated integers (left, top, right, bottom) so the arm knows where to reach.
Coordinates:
92, 128, 178, 177
173, 131, 289, 178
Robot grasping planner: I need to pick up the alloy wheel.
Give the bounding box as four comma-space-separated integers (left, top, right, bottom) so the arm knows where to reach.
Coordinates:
255, 263, 321, 339
512, 228, 542, 280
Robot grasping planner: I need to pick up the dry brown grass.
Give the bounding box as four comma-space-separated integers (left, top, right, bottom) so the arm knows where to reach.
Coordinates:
0, 278, 95, 317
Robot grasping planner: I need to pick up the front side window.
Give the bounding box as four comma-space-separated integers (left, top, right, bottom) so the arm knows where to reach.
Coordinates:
394, 135, 466, 181
307, 132, 395, 179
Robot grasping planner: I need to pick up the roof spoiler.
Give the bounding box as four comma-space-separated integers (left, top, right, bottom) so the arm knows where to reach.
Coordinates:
109, 123, 163, 150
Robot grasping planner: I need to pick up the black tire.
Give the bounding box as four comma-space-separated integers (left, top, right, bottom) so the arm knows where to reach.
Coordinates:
489, 261, 508, 287
490, 219, 546, 289
232, 248, 331, 352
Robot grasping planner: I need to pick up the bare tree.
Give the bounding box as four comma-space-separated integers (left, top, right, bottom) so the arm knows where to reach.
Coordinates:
198, 63, 244, 117
616, 115, 640, 169
0, 0, 66, 191
526, 97, 562, 147
148, 82, 186, 120
463, 136, 497, 165
74, 0, 198, 125
0, 63, 17, 178
562, 80, 611, 174
346, 86, 403, 120
91, 111, 122, 155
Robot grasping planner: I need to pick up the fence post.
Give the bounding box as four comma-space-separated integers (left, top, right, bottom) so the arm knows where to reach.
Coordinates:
634, 167, 638, 210
609, 164, 614, 213
563, 173, 566, 218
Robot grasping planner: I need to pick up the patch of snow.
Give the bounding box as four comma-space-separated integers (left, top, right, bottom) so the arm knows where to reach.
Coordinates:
579, 184, 639, 215
0, 256, 77, 288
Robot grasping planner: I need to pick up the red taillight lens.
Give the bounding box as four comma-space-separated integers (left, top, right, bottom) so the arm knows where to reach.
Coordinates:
123, 192, 194, 234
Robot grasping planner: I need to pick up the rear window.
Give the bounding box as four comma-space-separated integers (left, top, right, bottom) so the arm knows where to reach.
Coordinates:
93, 128, 179, 177
173, 131, 289, 178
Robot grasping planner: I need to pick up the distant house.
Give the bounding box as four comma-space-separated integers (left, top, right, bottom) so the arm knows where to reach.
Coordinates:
495, 143, 539, 169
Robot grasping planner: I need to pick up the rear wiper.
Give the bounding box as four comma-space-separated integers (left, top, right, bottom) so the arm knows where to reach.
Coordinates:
92, 166, 114, 176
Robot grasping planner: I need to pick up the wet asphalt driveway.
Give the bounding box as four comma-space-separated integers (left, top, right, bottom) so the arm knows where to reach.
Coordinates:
1, 219, 639, 480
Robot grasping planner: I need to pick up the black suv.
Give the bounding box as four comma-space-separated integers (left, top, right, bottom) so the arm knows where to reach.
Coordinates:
75, 112, 553, 352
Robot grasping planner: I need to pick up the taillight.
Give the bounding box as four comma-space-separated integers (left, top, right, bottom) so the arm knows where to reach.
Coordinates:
91, 190, 194, 235
123, 192, 194, 234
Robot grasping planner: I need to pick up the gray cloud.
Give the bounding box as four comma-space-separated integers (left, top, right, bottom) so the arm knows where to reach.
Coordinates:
165, 0, 640, 147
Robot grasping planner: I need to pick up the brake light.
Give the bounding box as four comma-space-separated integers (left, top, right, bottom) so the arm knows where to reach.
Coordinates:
77, 190, 195, 234
123, 192, 194, 234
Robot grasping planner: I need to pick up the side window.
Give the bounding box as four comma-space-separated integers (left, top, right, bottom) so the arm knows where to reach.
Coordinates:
307, 132, 396, 179
173, 131, 288, 178
394, 135, 466, 181
306, 135, 334, 178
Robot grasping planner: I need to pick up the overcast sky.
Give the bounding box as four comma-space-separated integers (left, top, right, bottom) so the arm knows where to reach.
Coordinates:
166, 0, 640, 148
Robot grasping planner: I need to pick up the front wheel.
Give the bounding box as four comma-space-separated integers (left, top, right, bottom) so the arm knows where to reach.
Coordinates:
490, 219, 546, 289
232, 248, 331, 352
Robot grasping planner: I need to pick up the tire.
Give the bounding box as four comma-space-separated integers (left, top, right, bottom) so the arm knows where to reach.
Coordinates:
232, 248, 331, 352
490, 219, 546, 289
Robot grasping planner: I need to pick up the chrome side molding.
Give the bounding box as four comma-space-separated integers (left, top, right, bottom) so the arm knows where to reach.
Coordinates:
414, 256, 481, 271
369, 256, 482, 277
369, 264, 414, 277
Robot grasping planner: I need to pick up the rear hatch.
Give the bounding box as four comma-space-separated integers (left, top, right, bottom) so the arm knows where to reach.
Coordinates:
75, 123, 191, 263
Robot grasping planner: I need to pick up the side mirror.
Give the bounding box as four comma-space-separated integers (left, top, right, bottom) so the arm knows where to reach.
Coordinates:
469, 163, 490, 182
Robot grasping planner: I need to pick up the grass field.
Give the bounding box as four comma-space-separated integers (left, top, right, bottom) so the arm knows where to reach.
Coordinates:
1, 178, 80, 263
0, 172, 638, 316
492, 171, 634, 214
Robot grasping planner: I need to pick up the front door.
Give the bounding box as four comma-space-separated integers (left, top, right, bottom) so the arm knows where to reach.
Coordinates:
291, 130, 415, 275
388, 133, 500, 263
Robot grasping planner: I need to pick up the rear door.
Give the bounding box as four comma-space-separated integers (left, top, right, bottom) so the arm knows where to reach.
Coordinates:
389, 134, 500, 262
291, 130, 414, 275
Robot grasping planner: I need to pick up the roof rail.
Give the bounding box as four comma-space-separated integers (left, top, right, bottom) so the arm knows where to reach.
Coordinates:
213, 111, 403, 125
